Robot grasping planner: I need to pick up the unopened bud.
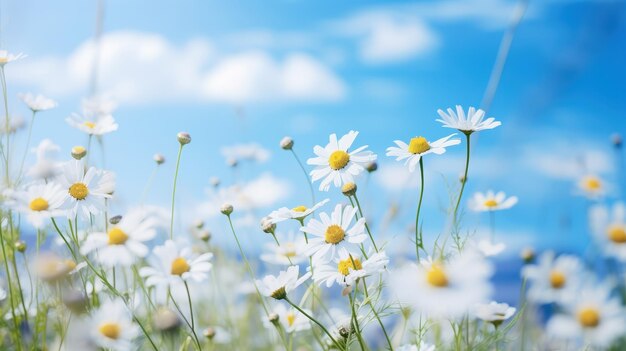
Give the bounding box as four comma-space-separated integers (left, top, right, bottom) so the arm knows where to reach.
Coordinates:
197, 229, 211, 242
62, 289, 88, 314
280, 136, 294, 150
520, 247, 535, 264
109, 215, 122, 225
14, 240, 27, 253
341, 182, 357, 197
269, 313, 280, 326
612, 133, 622, 148
203, 327, 216, 339
71, 146, 87, 160
366, 161, 378, 173
220, 203, 233, 216
153, 153, 165, 165
153, 307, 181, 332
177, 132, 191, 145
210, 177, 220, 188
261, 217, 276, 234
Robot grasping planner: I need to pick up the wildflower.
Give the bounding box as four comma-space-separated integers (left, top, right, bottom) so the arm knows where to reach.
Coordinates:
474, 301, 516, 326
365, 161, 377, 173
80, 209, 157, 267
301, 204, 367, 261
66, 113, 118, 135
261, 233, 308, 266
152, 307, 181, 333
386, 134, 460, 172
436, 105, 501, 134
577, 175, 606, 200
14, 240, 26, 253
34, 254, 84, 282
0, 50, 26, 66
140, 240, 213, 288
71, 146, 87, 160
261, 216, 276, 233
469, 190, 518, 212
547, 284, 626, 349
9, 182, 67, 228
307, 131, 377, 191
257, 265, 310, 300
19, 93, 57, 112
267, 198, 329, 224
341, 182, 357, 196
220, 203, 234, 215
520, 247, 535, 264
203, 327, 216, 339
312, 249, 388, 287
266, 303, 311, 333
522, 251, 583, 304
153, 153, 165, 165
88, 299, 139, 351
177, 132, 191, 145
280, 136, 294, 150
391, 251, 493, 319
58, 160, 115, 219
589, 202, 626, 262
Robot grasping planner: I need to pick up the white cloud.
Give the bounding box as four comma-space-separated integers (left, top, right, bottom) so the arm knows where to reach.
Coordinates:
523, 142, 613, 180
10, 31, 346, 105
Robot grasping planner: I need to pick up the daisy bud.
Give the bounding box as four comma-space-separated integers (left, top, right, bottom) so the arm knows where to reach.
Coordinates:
153, 307, 181, 332
194, 220, 205, 229
520, 247, 535, 264
177, 132, 191, 145
338, 324, 353, 339
196, 229, 211, 242
366, 161, 378, 173
71, 146, 87, 160
459, 174, 467, 184
210, 177, 221, 188
62, 289, 88, 314
341, 182, 357, 197
203, 327, 216, 340
14, 240, 27, 253
220, 203, 234, 216
261, 216, 276, 234
268, 313, 280, 326
280, 136, 294, 150
227, 157, 238, 168
153, 153, 165, 165
612, 133, 622, 148
109, 215, 122, 225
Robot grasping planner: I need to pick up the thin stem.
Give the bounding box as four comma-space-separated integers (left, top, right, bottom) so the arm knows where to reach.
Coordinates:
352, 193, 378, 252
0, 219, 22, 348
285, 297, 344, 351
170, 287, 202, 350
290, 149, 315, 206
170, 144, 184, 239
414, 157, 425, 262
349, 290, 366, 351
17, 110, 36, 182
362, 279, 393, 351
453, 133, 471, 223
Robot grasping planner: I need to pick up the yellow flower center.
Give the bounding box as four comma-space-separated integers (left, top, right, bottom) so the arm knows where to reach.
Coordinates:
283, 243, 297, 258
107, 227, 129, 245
607, 226, 626, 243
549, 270, 566, 289
83, 121, 96, 129
99, 322, 121, 339
325, 224, 345, 244
578, 307, 600, 328
69, 182, 89, 200
286, 312, 296, 327
337, 257, 362, 276
292, 206, 307, 213
0, 58, 7, 64
171, 257, 190, 276
29, 197, 49, 211
64, 259, 77, 271
426, 265, 449, 287
584, 177, 602, 191
408, 136, 431, 154
484, 199, 498, 208
328, 150, 350, 170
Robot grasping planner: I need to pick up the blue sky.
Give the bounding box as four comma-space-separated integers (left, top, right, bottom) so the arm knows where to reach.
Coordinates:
1, 0, 626, 266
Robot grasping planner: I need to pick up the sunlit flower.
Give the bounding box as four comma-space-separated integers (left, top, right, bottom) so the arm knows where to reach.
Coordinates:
547, 284, 625, 349
257, 265, 310, 300
590, 202, 626, 262
19, 93, 57, 112
436, 105, 501, 134
266, 198, 329, 224
391, 251, 493, 319
9, 182, 66, 228
577, 175, 606, 200
266, 303, 311, 333
312, 248, 388, 287
386, 134, 460, 172
66, 113, 118, 135
34, 254, 84, 282
140, 240, 213, 288
58, 160, 115, 219
397, 342, 436, 351
301, 204, 367, 261
474, 301, 516, 325
522, 251, 583, 304
0, 50, 26, 66
88, 299, 139, 351
469, 190, 518, 212
261, 233, 308, 266
307, 131, 377, 191
27, 139, 61, 180
80, 209, 158, 267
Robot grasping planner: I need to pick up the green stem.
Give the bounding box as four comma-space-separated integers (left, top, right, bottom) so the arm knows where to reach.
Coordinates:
0, 218, 22, 349
170, 144, 184, 239
414, 157, 425, 262
169, 287, 202, 350
362, 279, 393, 351
453, 133, 471, 223
349, 290, 366, 351
352, 193, 378, 252
285, 297, 344, 351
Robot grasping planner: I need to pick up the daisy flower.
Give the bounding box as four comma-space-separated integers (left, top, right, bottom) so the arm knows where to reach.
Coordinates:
88, 299, 139, 351
9, 182, 66, 228
267, 198, 329, 224
19, 93, 57, 112
301, 204, 367, 261
261, 233, 309, 266
58, 160, 116, 219
390, 251, 493, 319
257, 265, 310, 300
589, 202, 626, 262
307, 131, 377, 191
577, 174, 606, 200
140, 240, 213, 288
468, 190, 518, 212
0, 50, 26, 66
397, 342, 436, 351
386, 134, 461, 172
522, 251, 583, 304
66, 113, 118, 136
436, 105, 501, 134
474, 301, 516, 325
312, 249, 388, 287
547, 284, 626, 349
475, 239, 506, 257
266, 303, 311, 334
34, 254, 84, 282
80, 209, 158, 267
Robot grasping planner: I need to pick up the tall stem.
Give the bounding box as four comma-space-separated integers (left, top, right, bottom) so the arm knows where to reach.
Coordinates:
453, 133, 472, 223
349, 290, 366, 351
353, 193, 378, 252
415, 158, 425, 262
362, 279, 393, 351
170, 144, 183, 239
285, 297, 344, 351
